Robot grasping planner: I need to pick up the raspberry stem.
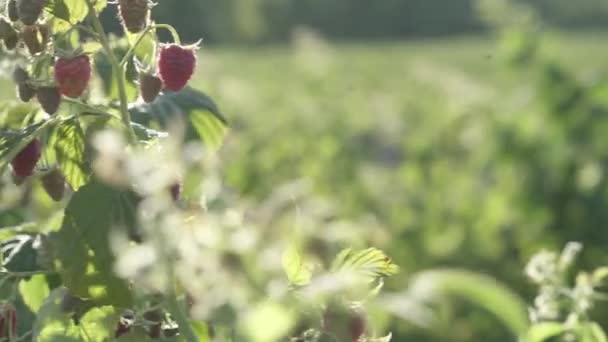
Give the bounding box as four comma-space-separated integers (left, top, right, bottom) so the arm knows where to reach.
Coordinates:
84, 0, 137, 144
120, 23, 182, 68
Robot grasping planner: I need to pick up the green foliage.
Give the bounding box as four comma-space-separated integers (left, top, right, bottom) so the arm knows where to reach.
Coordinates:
47, 118, 89, 190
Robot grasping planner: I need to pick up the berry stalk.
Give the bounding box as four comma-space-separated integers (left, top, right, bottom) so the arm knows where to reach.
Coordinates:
84, 0, 136, 144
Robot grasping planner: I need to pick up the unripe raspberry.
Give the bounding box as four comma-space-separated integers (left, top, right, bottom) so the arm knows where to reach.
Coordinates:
55, 54, 91, 98
17, 0, 46, 25
0, 19, 18, 50
118, 0, 149, 33
158, 44, 197, 92
11, 138, 41, 178
36, 86, 61, 114
7, 0, 19, 22
21, 24, 43, 54
12, 66, 28, 84
41, 168, 66, 201
139, 73, 162, 103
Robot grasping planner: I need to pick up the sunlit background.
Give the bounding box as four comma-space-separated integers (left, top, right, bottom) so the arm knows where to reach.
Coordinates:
4, 0, 608, 340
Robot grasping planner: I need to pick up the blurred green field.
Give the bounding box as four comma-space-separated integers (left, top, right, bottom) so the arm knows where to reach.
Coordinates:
187, 31, 608, 340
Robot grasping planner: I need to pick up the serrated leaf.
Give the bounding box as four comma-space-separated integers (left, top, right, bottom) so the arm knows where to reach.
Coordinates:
49, 119, 90, 191
53, 180, 134, 307
282, 244, 313, 286
1, 234, 41, 273
331, 248, 399, 280
129, 87, 228, 148
523, 322, 566, 342
127, 29, 156, 66
45, 0, 106, 33
411, 269, 529, 335
19, 274, 50, 313
33, 287, 120, 341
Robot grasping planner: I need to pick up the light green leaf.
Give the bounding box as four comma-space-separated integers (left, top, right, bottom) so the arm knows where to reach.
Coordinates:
45, 0, 107, 33
242, 301, 295, 342
129, 87, 228, 148
190, 320, 211, 342
331, 248, 399, 280
411, 269, 529, 335
282, 244, 313, 286
523, 322, 566, 342
52, 180, 134, 307
19, 274, 50, 313
49, 118, 90, 191
127, 29, 157, 66
592, 267, 608, 286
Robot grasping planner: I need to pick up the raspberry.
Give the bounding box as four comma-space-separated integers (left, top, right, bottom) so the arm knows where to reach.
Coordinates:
12, 66, 28, 84
41, 168, 65, 201
11, 138, 41, 178
16, 0, 45, 25
7, 0, 19, 22
158, 44, 197, 92
115, 311, 134, 338
55, 55, 91, 98
36, 86, 61, 114
169, 182, 181, 201
21, 24, 43, 54
118, 0, 149, 34
139, 73, 162, 103
0, 19, 18, 50
0, 303, 17, 340
17, 82, 36, 102
143, 309, 163, 338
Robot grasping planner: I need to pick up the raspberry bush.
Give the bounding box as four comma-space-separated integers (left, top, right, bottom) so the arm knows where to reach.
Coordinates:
0, 0, 403, 341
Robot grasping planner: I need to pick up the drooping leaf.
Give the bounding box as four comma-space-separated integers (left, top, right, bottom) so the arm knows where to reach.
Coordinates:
282, 244, 313, 286
33, 287, 120, 341
331, 248, 399, 280
523, 322, 566, 342
48, 118, 90, 191
1, 234, 42, 273
410, 269, 529, 336
52, 180, 135, 307
19, 274, 50, 313
129, 87, 228, 148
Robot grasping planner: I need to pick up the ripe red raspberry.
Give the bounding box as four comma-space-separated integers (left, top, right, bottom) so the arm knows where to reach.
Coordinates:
158, 44, 197, 92
55, 55, 91, 98
41, 168, 65, 201
0, 303, 17, 340
7, 0, 19, 22
118, 0, 149, 33
139, 73, 162, 103
36, 86, 61, 114
16, 0, 45, 25
11, 138, 41, 178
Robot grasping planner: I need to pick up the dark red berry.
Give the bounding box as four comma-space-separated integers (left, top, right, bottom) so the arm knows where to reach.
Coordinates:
41, 168, 65, 201
55, 55, 91, 98
17, 82, 36, 102
11, 138, 41, 178
1, 21, 18, 50
143, 309, 163, 338
169, 182, 181, 201
0, 303, 17, 340
322, 305, 367, 342
139, 73, 162, 103
118, 0, 149, 33
36, 86, 61, 114
16, 0, 46, 25
21, 24, 43, 54
114, 313, 134, 339
12, 66, 28, 84
7, 0, 19, 22
158, 44, 197, 92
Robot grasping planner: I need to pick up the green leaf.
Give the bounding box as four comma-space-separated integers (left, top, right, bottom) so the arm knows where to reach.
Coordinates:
48, 118, 90, 191
331, 248, 399, 280
190, 321, 211, 342
52, 180, 134, 307
1, 234, 41, 273
19, 274, 50, 313
580, 322, 608, 342
282, 244, 313, 286
45, 0, 107, 33
411, 269, 529, 336
33, 287, 120, 341
129, 87, 228, 148
127, 29, 157, 66
523, 322, 566, 342
242, 301, 295, 342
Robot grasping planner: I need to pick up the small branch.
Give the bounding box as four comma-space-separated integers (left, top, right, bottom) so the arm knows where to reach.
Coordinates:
84, 0, 137, 144
119, 23, 182, 68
